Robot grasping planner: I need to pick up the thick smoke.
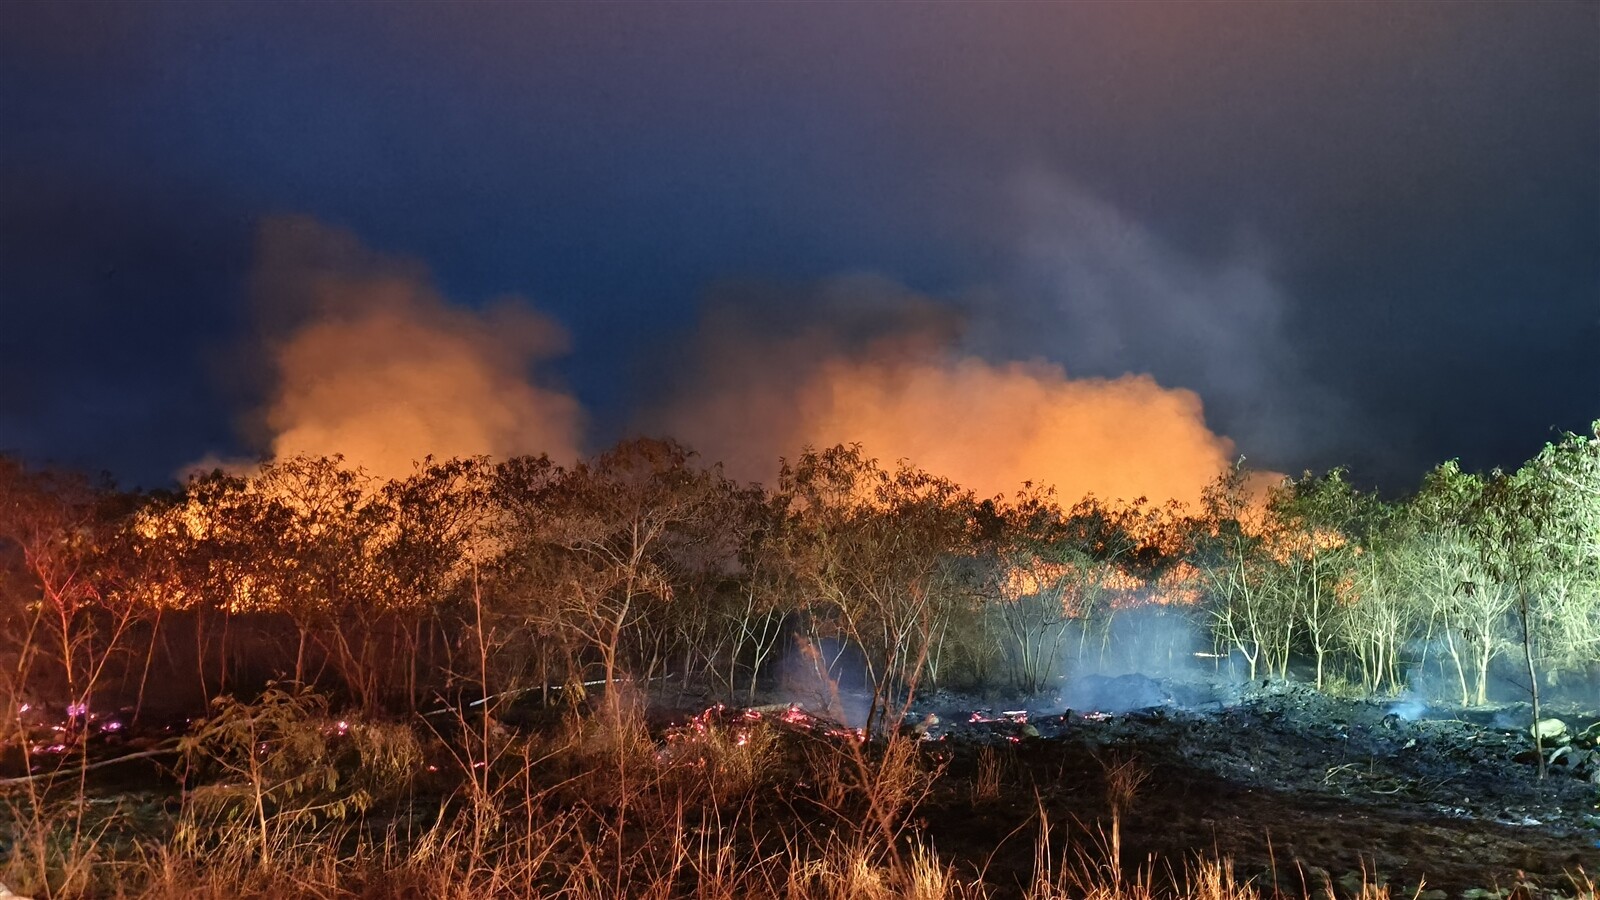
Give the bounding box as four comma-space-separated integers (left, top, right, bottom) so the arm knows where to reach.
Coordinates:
796, 357, 1229, 506
652, 275, 1236, 507
223, 179, 1301, 507
650, 175, 1333, 505
976, 171, 1352, 470
220, 217, 582, 479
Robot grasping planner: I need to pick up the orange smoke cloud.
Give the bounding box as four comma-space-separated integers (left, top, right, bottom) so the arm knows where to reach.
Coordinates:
795, 356, 1231, 506
656, 280, 1238, 507
244, 217, 582, 480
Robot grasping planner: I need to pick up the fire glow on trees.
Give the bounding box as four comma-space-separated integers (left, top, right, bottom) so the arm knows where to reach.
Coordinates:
2, 422, 1598, 745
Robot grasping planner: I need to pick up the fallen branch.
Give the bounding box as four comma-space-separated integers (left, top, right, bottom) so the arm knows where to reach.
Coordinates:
422, 674, 676, 717
0, 743, 181, 787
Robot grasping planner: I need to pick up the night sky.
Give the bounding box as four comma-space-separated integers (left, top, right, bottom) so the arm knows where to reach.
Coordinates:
3, 2, 1596, 495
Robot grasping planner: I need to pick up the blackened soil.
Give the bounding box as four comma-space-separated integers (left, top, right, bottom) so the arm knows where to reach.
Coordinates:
910, 681, 1600, 897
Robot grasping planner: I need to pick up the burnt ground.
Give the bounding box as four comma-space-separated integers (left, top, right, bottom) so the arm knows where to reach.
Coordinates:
4, 676, 1597, 898
885, 677, 1600, 897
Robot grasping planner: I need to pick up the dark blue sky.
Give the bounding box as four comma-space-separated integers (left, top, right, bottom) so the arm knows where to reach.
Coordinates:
2, 2, 1596, 490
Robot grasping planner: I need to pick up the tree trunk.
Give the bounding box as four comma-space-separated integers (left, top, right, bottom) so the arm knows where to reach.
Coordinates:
1476, 630, 1493, 706
1442, 629, 1469, 707
1520, 589, 1545, 780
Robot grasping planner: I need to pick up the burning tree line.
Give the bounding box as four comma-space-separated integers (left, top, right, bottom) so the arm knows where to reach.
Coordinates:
0, 425, 1597, 729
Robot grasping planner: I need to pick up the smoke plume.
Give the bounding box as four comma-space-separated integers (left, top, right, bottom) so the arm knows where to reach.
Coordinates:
225, 216, 582, 479
977, 171, 1353, 469
798, 357, 1229, 505
652, 276, 1235, 506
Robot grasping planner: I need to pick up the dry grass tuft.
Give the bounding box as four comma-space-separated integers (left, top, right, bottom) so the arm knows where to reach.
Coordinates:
971, 745, 1006, 805
1188, 856, 1261, 900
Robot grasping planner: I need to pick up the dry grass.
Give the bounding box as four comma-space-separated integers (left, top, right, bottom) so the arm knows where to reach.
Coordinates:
971, 745, 1006, 805
0, 798, 1443, 900
0, 695, 1504, 900
1101, 753, 1151, 886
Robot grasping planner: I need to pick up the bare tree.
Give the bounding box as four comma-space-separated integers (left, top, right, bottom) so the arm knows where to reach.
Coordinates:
1338, 509, 1422, 695
1185, 463, 1282, 681
718, 495, 797, 701
1389, 462, 1508, 705
511, 438, 743, 729
976, 488, 1157, 693
775, 445, 973, 736
1523, 425, 1600, 698
0, 460, 140, 724
375, 456, 498, 710
1266, 470, 1361, 689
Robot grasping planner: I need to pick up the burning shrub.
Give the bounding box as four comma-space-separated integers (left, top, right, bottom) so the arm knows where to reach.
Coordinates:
659, 706, 781, 805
